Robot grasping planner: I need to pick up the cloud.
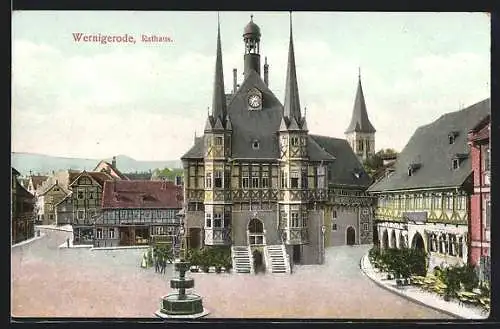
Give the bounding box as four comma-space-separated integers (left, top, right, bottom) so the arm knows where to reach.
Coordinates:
12, 33, 489, 160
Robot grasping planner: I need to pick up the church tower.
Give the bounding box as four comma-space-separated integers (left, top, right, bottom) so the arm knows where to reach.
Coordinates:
345, 70, 376, 163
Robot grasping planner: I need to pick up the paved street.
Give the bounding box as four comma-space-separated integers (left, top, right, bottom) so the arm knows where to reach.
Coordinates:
11, 229, 451, 319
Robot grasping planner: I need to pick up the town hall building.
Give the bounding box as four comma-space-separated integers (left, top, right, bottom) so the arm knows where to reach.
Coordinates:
180, 15, 374, 272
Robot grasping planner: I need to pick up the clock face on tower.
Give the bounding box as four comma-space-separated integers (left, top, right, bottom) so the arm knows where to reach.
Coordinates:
248, 94, 262, 108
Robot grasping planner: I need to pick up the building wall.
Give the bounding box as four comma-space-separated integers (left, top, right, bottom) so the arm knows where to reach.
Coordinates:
232, 209, 279, 246
469, 135, 490, 266
42, 187, 67, 225
300, 210, 322, 265
55, 197, 73, 225
328, 207, 359, 246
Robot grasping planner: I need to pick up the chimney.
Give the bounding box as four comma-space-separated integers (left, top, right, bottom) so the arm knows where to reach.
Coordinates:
264, 57, 269, 86
233, 68, 237, 94
29, 170, 32, 176
112, 156, 117, 168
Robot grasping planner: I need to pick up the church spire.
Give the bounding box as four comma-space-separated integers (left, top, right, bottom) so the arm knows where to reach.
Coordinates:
211, 12, 227, 125
283, 11, 302, 128
345, 69, 376, 134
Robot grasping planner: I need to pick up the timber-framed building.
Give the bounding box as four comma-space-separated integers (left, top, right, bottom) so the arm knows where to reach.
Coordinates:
368, 99, 490, 269
180, 15, 374, 269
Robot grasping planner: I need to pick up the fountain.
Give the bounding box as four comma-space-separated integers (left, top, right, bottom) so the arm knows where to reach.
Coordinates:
155, 260, 209, 318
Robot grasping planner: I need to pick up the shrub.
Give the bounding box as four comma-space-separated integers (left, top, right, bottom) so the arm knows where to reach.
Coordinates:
442, 267, 461, 299
458, 264, 479, 292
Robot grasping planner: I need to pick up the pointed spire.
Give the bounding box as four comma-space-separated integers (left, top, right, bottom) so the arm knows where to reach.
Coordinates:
204, 115, 213, 132
345, 70, 376, 134
211, 13, 227, 125
283, 11, 302, 126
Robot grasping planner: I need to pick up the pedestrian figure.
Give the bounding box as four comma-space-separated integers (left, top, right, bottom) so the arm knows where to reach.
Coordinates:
161, 257, 167, 274
66, 237, 70, 248
154, 254, 159, 273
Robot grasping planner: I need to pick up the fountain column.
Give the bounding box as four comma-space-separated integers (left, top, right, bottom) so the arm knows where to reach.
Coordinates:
155, 260, 209, 318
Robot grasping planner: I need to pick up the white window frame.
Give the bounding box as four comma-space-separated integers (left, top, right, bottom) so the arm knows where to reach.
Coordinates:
205, 172, 212, 189
363, 223, 369, 231
77, 210, 85, 220
205, 213, 212, 228
291, 212, 300, 228
213, 213, 222, 228
96, 228, 103, 239
214, 170, 223, 188
109, 228, 115, 239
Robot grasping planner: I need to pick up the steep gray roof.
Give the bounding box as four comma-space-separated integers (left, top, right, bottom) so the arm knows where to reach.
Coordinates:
227, 69, 283, 159
345, 76, 376, 134
310, 135, 372, 188
181, 137, 204, 160
368, 99, 490, 192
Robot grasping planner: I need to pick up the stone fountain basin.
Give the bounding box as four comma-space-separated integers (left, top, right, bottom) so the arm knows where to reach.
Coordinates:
170, 278, 195, 289
159, 293, 204, 315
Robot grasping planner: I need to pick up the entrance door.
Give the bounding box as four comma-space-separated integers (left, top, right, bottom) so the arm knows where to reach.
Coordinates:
292, 245, 301, 264
346, 226, 356, 245
253, 249, 264, 273
189, 228, 201, 249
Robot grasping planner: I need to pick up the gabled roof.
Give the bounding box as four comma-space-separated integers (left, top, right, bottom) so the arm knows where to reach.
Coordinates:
368, 98, 490, 192
310, 135, 372, 187
55, 192, 73, 208
30, 175, 48, 190
101, 180, 183, 209
69, 170, 112, 188
37, 170, 80, 195
93, 161, 129, 180
38, 182, 68, 197
345, 75, 376, 134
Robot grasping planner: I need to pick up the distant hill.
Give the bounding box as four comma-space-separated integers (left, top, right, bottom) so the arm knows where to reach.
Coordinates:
11, 152, 183, 176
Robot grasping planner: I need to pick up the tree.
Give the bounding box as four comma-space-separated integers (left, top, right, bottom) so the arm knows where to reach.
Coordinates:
363, 148, 399, 179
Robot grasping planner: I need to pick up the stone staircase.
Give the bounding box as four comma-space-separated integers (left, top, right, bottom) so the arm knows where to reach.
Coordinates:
264, 244, 291, 274
231, 246, 254, 274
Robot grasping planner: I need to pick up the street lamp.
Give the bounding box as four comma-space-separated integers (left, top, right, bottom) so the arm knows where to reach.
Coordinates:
320, 225, 326, 264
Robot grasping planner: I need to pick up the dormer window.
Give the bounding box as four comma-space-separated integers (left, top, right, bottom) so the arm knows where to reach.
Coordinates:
452, 153, 468, 171
291, 137, 299, 146
252, 140, 260, 150
215, 136, 223, 146
408, 163, 421, 176
448, 131, 459, 144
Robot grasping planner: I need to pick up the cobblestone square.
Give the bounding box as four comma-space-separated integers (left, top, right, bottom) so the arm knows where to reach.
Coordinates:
11, 229, 451, 319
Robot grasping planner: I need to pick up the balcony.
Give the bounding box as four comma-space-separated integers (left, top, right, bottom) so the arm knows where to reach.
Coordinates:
204, 228, 231, 246
284, 227, 308, 245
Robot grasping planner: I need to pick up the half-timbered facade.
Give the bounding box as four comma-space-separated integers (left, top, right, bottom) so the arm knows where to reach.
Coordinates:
12, 168, 35, 244
368, 99, 490, 269
467, 113, 490, 269
70, 171, 112, 245
95, 180, 183, 247
180, 16, 374, 266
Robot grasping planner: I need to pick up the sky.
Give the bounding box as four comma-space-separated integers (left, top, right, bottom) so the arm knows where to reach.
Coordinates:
12, 11, 490, 161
